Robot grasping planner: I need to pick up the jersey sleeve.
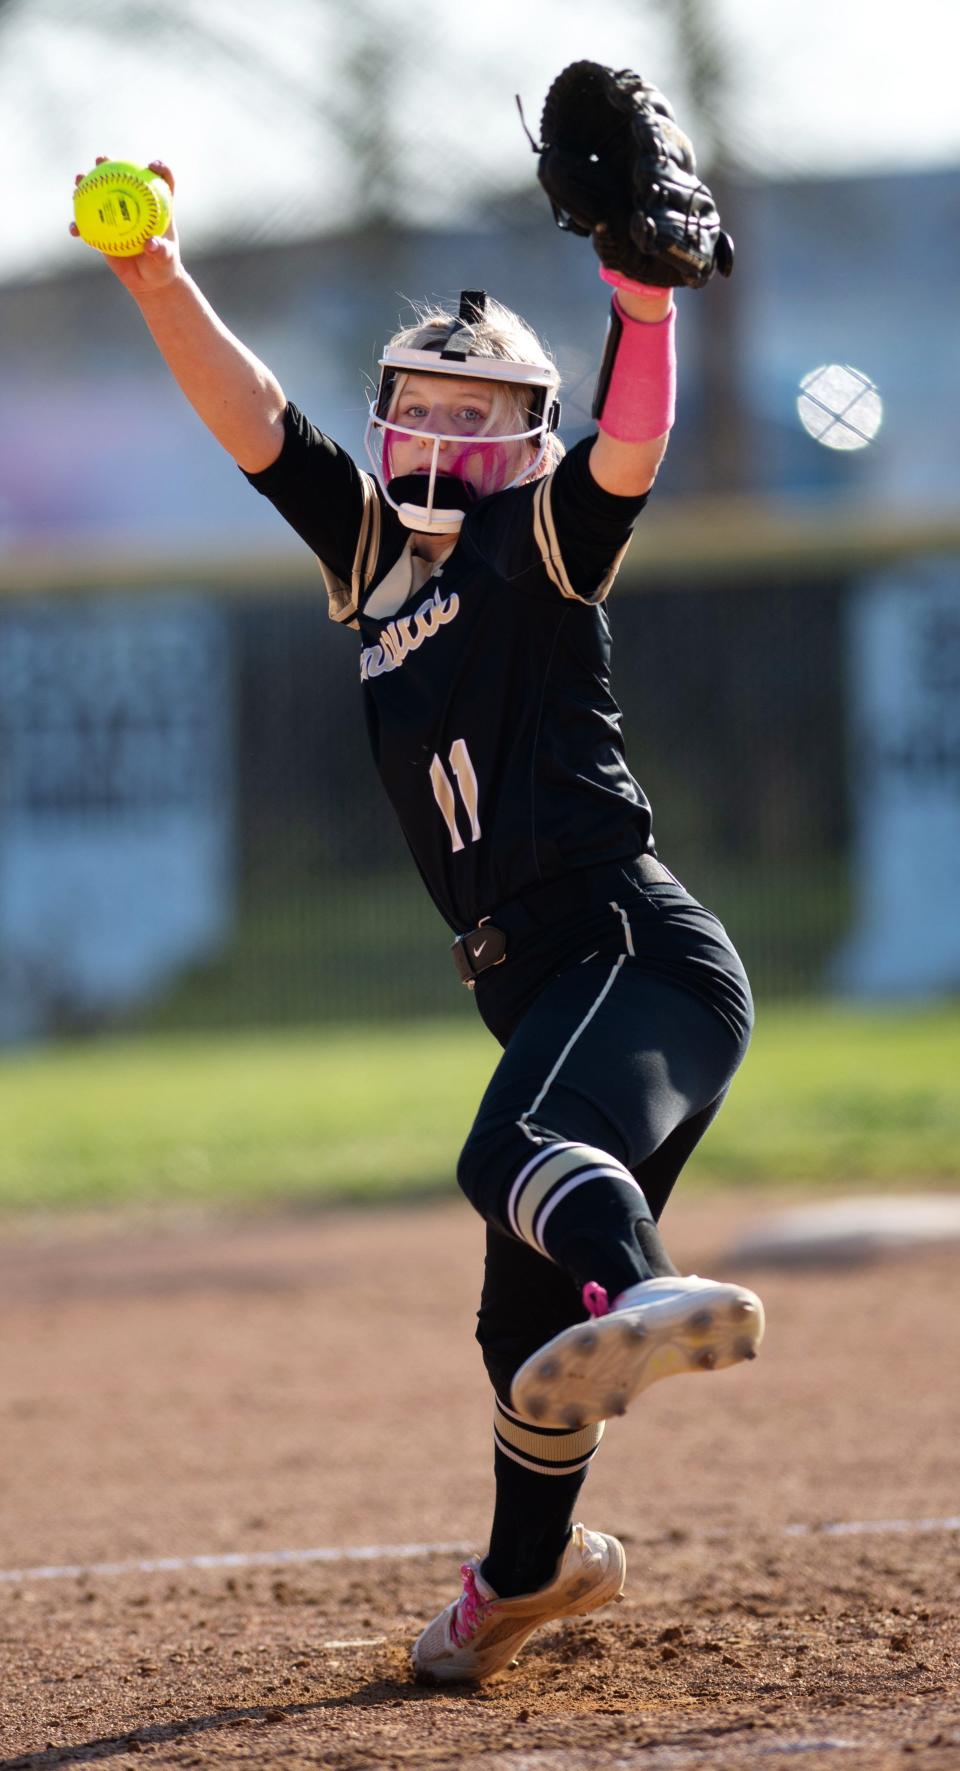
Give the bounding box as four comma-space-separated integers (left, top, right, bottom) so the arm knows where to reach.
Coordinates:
528, 436, 650, 606
465, 436, 649, 606
240, 402, 393, 628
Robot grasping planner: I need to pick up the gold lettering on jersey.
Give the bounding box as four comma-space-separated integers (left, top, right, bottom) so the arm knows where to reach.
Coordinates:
360, 587, 460, 682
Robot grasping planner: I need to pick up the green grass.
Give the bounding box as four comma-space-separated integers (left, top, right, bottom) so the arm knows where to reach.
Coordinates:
699, 1001, 960, 1184
0, 1003, 957, 1213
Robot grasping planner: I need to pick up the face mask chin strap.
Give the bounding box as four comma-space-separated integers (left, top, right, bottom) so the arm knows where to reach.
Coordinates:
381, 434, 469, 534
425, 443, 441, 519
382, 442, 556, 533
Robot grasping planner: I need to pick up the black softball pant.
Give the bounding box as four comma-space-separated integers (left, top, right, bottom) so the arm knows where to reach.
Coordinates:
458, 875, 754, 1401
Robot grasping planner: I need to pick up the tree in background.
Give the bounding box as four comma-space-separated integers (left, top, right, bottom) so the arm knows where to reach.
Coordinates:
1, 0, 750, 488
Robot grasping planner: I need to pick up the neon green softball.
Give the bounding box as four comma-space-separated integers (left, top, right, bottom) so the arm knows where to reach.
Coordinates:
73, 160, 172, 258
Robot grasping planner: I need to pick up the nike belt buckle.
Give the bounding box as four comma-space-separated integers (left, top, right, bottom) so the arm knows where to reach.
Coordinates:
451, 922, 507, 987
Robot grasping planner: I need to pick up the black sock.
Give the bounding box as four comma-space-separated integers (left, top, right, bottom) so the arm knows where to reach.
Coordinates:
635, 1217, 679, 1279
501, 1137, 678, 1298
480, 1397, 606, 1598
481, 1446, 584, 1598
544, 1180, 678, 1297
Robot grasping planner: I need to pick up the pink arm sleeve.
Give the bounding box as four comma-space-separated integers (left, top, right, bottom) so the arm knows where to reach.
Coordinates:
593, 288, 677, 444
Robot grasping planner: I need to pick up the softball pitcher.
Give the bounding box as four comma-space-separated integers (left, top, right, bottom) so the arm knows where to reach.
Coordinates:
72, 62, 764, 1683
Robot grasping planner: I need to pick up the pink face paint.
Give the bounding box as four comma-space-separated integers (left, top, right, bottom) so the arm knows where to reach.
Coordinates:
447, 438, 515, 496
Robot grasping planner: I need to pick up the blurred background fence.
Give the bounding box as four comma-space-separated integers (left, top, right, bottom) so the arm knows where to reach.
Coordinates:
2, 508, 958, 1043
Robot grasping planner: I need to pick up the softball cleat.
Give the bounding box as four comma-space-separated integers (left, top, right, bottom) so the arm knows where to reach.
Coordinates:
510, 1274, 765, 1428
410, 1523, 626, 1683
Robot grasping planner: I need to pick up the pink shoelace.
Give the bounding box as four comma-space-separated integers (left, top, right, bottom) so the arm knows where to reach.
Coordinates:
582, 1281, 611, 1318
450, 1563, 495, 1646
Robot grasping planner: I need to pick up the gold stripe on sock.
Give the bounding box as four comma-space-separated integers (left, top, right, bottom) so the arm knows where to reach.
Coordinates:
494, 1435, 600, 1476
494, 1399, 604, 1465
513, 1143, 627, 1252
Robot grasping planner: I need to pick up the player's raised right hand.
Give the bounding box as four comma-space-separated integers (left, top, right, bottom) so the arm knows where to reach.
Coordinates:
70, 156, 181, 295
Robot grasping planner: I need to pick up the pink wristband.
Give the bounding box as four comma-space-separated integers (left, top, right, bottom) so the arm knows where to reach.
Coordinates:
593, 293, 676, 443
598, 264, 670, 300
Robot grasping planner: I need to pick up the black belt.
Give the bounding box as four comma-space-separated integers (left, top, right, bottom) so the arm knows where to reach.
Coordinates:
450, 853, 678, 987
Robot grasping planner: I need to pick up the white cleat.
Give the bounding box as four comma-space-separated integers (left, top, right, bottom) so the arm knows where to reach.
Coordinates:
510, 1275, 765, 1429
410, 1523, 626, 1683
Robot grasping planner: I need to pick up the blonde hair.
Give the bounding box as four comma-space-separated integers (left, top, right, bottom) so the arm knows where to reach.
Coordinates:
386, 296, 565, 476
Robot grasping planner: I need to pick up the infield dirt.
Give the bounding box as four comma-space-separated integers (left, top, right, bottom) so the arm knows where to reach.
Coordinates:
1, 1191, 957, 1770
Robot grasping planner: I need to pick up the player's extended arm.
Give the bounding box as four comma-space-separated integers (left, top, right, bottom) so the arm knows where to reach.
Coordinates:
588, 282, 674, 497
532, 63, 734, 499
71, 158, 286, 474
134, 270, 287, 474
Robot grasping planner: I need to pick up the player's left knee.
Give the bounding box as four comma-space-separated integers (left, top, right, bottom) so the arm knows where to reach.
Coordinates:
456, 1118, 514, 1211
457, 1115, 570, 1216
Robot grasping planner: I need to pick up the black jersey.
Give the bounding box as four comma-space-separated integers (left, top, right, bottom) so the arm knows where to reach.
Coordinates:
244, 403, 657, 934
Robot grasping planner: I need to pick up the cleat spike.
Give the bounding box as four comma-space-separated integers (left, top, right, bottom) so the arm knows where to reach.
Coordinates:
562, 1408, 585, 1430
690, 1310, 713, 1332
738, 1343, 757, 1361
527, 1394, 547, 1420
622, 1319, 647, 1342
578, 1330, 599, 1353
538, 1359, 559, 1381
695, 1349, 717, 1370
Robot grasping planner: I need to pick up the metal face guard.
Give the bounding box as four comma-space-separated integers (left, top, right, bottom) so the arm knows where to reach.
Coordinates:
365, 344, 560, 533
365, 409, 550, 533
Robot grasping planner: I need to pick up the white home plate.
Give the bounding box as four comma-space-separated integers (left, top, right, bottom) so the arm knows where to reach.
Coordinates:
728, 1194, 960, 1267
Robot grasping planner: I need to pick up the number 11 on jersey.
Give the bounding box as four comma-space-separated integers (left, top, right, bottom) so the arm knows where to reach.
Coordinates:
430, 738, 481, 853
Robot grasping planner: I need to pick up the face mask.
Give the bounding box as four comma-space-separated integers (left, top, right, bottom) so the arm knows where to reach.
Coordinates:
365, 337, 560, 534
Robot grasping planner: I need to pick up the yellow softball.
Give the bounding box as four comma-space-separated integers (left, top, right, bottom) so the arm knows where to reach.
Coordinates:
73, 160, 171, 257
